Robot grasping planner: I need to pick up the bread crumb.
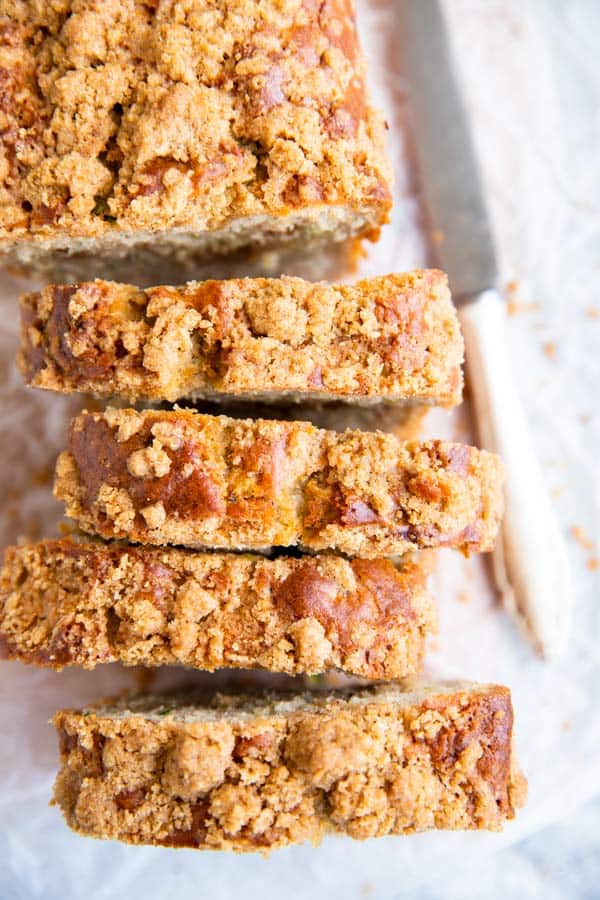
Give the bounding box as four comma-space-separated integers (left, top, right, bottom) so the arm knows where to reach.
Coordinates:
585, 307, 600, 319
571, 525, 594, 551
586, 558, 598, 571
507, 300, 540, 316
141, 501, 167, 529
457, 590, 471, 605
504, 281, 540, 316
288, 619, 333, 671
542, 341, 557, 360
127, 443, 171, 478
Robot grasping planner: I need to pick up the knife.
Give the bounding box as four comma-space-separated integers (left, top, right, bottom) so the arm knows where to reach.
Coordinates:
397, 0, 571, 657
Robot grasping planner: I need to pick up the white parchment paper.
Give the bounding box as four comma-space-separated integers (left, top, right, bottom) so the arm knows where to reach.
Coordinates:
1, 1, 599, 897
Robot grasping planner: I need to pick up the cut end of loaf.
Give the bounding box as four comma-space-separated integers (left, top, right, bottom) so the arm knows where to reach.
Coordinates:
0, 0, 391, 280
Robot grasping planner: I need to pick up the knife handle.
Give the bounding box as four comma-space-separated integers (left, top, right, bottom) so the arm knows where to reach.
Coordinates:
459, 289, 571, 658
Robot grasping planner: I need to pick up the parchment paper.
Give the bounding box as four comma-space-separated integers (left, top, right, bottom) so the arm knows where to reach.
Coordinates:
1, 1, 599, 898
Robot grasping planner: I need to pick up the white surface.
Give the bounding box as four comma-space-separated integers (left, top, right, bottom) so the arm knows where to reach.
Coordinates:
1, 1, 599, 897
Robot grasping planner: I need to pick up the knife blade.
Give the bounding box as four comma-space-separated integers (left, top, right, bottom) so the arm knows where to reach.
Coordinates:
398, 0, 497, 298
397, 0, 571, 658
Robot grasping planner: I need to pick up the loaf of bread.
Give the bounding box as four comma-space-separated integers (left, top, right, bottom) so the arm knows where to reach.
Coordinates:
54, 408, 504, 556
0, 0, 391, 280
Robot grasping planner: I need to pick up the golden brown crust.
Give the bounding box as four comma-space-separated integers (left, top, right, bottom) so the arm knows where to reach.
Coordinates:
54, 408, 504, 556
0, 0, 390, 270
0, 537, 435, 678
52, 683, 526, 852
19, 270, 463, 407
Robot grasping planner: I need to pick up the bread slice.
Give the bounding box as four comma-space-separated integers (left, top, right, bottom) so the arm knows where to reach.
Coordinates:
52, 682, 527, 852
0, 1, 390, 281
0, 537, 435, 678
54, 408, 504, 556
19, 271, 463, 409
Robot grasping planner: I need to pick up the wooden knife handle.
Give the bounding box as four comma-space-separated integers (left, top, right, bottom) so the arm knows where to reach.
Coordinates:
459, 289, 571, 658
